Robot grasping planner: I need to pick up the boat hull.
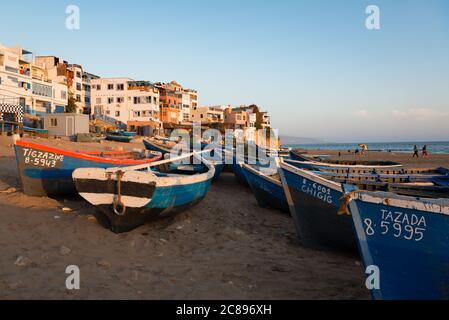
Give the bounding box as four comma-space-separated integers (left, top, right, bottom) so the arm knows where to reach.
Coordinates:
279, 163, 357, 251
344, 187, 449, 300
106, 134, 133, 143
241, 164, 289, 212
143, 139, 172, 155
14, 140, 160, 197
73, 163, 214, 233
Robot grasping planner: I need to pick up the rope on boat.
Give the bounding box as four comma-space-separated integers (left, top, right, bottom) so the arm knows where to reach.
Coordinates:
337, 190, 364, 216
113, 170, 126, 216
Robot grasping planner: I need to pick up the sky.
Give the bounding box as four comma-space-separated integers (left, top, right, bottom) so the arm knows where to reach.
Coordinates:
1, 0, 448, 142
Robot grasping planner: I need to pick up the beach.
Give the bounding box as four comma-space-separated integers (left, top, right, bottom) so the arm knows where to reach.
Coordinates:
0, 135, 370, 299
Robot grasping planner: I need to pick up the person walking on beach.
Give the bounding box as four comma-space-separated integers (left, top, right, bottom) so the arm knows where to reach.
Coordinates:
422, 145, 428, 156
413, 145, 419, 158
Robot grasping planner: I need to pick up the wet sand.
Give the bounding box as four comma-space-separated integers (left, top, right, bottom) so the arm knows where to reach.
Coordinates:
0, 135, 372, 299
297, 149, 449, 169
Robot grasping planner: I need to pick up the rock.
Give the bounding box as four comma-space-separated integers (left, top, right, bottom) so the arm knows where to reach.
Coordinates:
54, 215, 61, 219
59, 246, 71, 256
0, 187, 17, 194
14, 256, 31, 267
87, 216, 96, 221
7, 281, 21, 290
355, 261, 361, 266
61, 207, 72, 213
97, 260, 111, 269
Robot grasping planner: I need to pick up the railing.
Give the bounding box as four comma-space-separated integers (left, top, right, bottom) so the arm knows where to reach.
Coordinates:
0, 121, 23, 135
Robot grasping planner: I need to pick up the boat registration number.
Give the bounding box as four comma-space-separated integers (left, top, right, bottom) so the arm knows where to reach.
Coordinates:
301, 178, 333, 204
22, 148, 64, 168
363, 209, 427, 242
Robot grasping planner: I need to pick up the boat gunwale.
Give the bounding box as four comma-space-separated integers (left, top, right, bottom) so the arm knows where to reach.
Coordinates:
343, 187, 449, 215
240, 162, 282, 187
15, 139, 162, 165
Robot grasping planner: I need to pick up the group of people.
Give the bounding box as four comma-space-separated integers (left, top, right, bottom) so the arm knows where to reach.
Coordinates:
413, 145, 428, 158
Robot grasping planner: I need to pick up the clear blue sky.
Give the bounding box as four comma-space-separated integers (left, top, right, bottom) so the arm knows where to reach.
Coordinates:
1, 0, 448, 142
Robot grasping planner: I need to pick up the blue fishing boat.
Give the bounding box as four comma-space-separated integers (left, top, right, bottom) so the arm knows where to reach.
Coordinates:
106, 132, 133, 143
341, 184, 449, 300
144, 138, 223, 180
72, 152, 215, 233
278, 159, 357, 251
284, 158, 402, 172
13, 137, 162, 197
115, 130, 137, 137
143, 138, 172, 155
241, 162, 289, 212
23, 126, 49, 135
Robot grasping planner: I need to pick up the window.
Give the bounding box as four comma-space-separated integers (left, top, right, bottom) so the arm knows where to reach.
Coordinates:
108, 97, 114, 104
61, 91, 67, 100
133, 97, 141, 104
115, 111, 120, 117
76, 71, 81, 78
96, 98, 102, 104
96, 84, 101, 90
117, 97, 124, 103
85, 97, 90, 103
108, 84, 114, 90
134, 111, 141, 117
116, 84, 124, 91
106, 110, 110, 115
76, 94, 81, 102
76, 83, 82, 91
50, 118, 58, 127
200, 114, 203, 118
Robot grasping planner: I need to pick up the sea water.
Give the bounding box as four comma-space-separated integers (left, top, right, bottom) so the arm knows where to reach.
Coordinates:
283, 141, 449, 154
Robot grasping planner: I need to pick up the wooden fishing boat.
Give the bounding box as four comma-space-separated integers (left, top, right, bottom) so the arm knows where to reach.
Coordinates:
115, 130, 137, 137
143, 138, 173, 155
241, 162, 289, 212
279, 158, 449, 252
284, 158, 402, 172
13, 137, 162, 197
279, 159, 357, 251
72, 152, 215, 233
341, 184, 449, 299
144, 138, 223, 180
106, 132, 133, 143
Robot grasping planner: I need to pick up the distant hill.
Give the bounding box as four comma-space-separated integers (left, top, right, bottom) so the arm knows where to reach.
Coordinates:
280, 136, 323, 145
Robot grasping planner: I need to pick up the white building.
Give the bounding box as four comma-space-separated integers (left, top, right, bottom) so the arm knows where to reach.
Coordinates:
91, 78, 161, 128
0, 44, 68, 115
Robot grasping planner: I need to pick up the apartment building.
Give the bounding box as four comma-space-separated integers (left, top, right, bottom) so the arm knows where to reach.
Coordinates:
155, 81, 199, 125
224, 107, 249, 129
34, 56, 99, 114
190, 106, 224, 124
90, 78, 161, 128
67, 64, 99, 114
0, 44, 68, 116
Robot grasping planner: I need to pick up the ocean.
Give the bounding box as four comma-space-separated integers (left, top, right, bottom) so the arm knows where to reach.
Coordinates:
283, 141, 449, 154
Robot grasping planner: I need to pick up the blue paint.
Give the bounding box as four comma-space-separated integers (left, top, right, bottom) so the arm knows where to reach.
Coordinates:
147, 179, 212, 209
242, 164, 289, 212
281, 169, 342, 208
343, 184, 449, 300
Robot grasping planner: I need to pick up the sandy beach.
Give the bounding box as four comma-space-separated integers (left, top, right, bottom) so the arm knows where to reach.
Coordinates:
0, 135, 376, 300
